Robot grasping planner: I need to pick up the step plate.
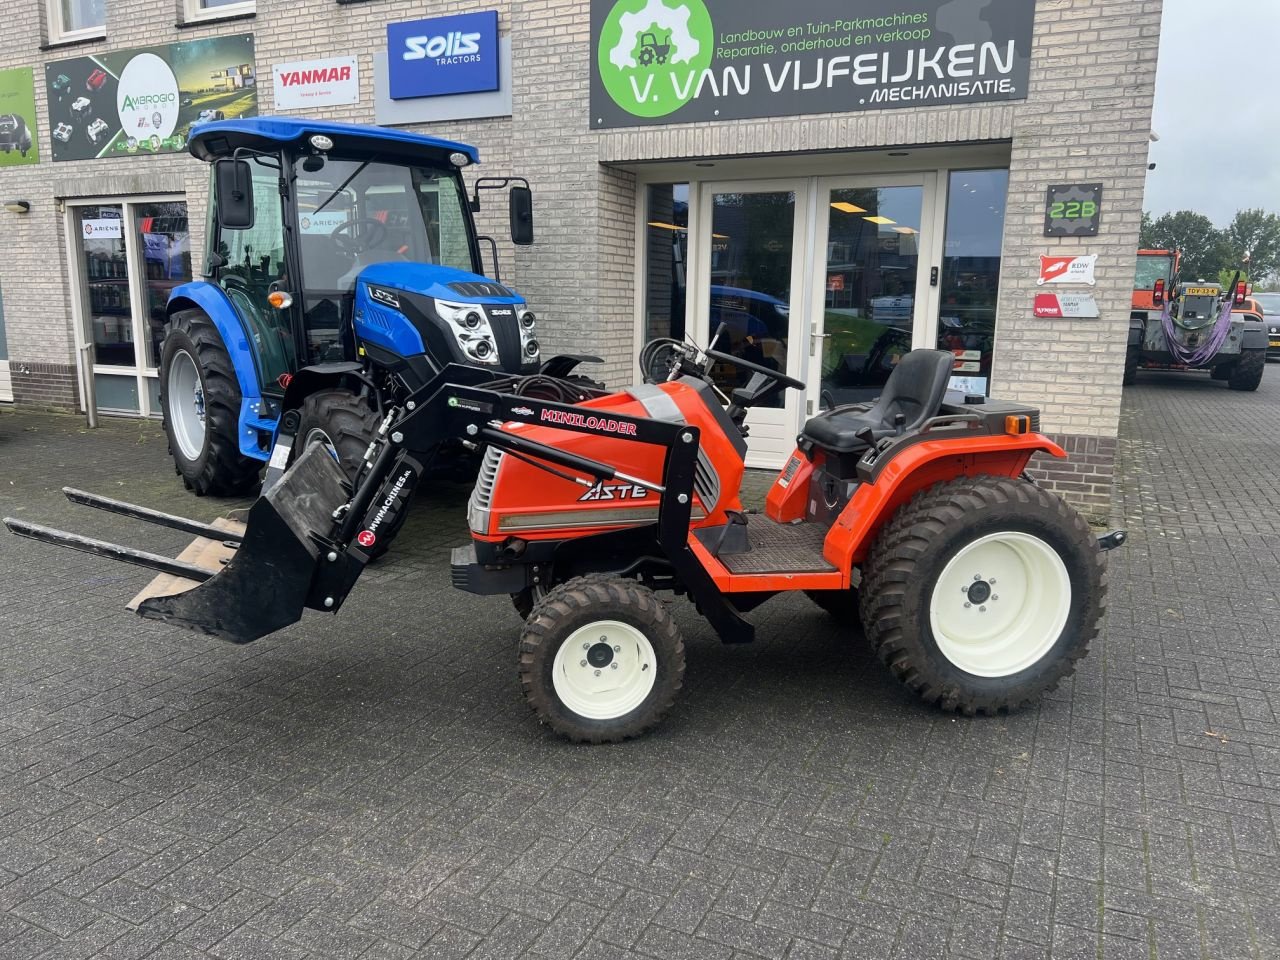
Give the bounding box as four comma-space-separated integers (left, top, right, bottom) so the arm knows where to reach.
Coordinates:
720, 519, 835, 575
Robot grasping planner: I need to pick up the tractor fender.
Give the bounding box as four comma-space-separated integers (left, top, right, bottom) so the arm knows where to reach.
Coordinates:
167, 282, 261, 403
1236, 312, 1266, 349
167, 282, 277, 461
280, 362, 367, 413
824, 434, 1067, 569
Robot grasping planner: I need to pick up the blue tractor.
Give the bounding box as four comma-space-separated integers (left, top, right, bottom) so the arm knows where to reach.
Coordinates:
160, 117, 600, 495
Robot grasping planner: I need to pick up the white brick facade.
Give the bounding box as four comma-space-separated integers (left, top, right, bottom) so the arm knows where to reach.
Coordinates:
0, 0, 1163, 512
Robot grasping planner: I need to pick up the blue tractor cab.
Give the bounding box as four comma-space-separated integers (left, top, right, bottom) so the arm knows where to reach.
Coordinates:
160, 117, 600, 495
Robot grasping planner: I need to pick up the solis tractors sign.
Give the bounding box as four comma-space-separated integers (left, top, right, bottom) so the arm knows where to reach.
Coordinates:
272, 56, 360, 110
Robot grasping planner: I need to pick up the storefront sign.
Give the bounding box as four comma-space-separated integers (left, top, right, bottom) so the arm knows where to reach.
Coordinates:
273, 56, 360, 111
387, 10, 500, 99
45, 35, 256, 162
1033, 292, 1100, 318
1038, 254, 1097, 286
590, 0, 1033, 128
0, 68, 39, 166
82, 217, 123, 239
1044, 183, 1103, 237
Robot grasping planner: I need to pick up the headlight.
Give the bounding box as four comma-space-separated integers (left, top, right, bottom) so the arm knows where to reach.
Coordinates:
435, 299, 499, 364
518, 307, 539, 363
1271, 326, 1278, 333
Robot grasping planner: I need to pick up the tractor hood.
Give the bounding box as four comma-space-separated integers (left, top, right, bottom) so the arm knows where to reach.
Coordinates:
357, 262, 525, 305
353, 262, 538, 379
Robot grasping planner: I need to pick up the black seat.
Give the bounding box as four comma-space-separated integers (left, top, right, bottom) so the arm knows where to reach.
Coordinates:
802, 348, 954, 453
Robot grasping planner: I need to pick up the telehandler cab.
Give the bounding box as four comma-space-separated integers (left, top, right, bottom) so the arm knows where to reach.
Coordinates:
7, 336, 1125, 743
157, 118, 601, 497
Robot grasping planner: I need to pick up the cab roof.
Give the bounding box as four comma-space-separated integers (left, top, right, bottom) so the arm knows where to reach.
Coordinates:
187, 117, 479, 165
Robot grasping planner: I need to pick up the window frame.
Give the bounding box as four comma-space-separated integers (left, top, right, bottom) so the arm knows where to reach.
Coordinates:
46, 0, 106, 45
180, 0, 255, 26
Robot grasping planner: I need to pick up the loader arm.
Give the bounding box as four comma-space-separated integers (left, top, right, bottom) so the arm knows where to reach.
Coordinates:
5, 364, 753, 645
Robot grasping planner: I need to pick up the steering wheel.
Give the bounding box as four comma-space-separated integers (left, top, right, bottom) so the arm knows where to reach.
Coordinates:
330, 217, 388, 253
704, 348, 805, 391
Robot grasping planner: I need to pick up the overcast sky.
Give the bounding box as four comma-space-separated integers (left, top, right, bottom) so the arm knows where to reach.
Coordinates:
1142, 0, 1279, 226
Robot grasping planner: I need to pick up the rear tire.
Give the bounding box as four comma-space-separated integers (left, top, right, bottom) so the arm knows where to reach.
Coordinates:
518, 576, 684, 743
160, 309, 261, 497
859, 476, 1105, 714
1122, 346, 1139, 385
1227, 348, 1265, 391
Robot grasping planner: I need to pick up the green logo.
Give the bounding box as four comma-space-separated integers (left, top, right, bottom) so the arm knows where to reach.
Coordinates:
448, 397, 459, 407
598, 0, 714, 118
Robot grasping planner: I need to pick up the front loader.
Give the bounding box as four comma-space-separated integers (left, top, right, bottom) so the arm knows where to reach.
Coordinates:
7, 338, 1125, 743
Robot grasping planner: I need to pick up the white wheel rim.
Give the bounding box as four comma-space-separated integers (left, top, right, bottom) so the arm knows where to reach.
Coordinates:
167, 349, 206, 461
550, 619, 658, 720
304, 426, 340, 463
928, 532, 1072, 678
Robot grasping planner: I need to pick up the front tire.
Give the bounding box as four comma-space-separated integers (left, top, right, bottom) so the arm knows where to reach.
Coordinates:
518, 576, 684, 743
860, 476, 1105, 714
1227, 348, 1264, 391
160, 309, 261, 496
293, 389, 379, 482
805, 587, 860, 622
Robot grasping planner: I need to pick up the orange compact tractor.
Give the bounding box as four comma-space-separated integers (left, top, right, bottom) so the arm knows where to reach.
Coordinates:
6, 336, 1124, 742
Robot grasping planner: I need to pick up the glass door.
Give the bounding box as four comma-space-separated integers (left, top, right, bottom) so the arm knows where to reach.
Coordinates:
806, 176, 938, 412
68, 197, 190, 416
693, 180, 808, 468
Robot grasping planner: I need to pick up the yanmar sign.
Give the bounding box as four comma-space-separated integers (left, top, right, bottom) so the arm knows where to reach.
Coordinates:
272, 56, 360, 111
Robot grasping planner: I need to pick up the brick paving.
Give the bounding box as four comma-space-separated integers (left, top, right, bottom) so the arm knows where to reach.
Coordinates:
0, 370, 1277, 960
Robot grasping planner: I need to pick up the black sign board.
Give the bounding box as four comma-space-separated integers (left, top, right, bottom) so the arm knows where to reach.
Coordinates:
1044, 183, 1103, 237
589, 0, 1035, 129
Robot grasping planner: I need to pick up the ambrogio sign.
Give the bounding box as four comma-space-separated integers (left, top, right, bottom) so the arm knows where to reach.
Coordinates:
590, 0, 1034, 128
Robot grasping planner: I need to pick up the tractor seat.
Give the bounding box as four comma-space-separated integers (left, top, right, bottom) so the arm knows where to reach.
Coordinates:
802, 348, 954, 453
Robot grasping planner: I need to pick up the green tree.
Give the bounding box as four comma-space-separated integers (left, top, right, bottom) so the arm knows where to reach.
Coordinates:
1139, 211, 1155, 248
1221, 208, 1280, 283
1144, 211, 1225, 281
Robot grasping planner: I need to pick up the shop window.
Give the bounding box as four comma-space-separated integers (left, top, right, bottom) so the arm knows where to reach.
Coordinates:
182, 0, 254, 24
641, 183, 688, 377
936, 169, 1009, 395
47, 0, 105, 43
133, 201, 192, 371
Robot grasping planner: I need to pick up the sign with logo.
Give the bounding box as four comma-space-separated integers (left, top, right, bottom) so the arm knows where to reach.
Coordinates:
590, 0, 1033, 128
1038, 254, 1097, 286
82, 217, 123, 239
1044, 183, 1103, 237
0, 67, 39, 166
273, 56, 360, 111
1033, 292, 1101, 318
45, 34, 256, 162
387, 10, 500, 100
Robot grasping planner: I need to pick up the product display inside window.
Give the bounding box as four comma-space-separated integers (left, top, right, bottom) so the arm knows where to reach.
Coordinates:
134, 202, 192, 369
77, 205, 134, 368
705, 189, 797, 408
936, 169, 1008, 396
816, 185, 923, 408
641, 183, 689, 380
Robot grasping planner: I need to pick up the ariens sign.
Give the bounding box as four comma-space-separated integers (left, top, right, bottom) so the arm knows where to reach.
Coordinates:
387, 10, 500, 100
589, 0, 1033, 128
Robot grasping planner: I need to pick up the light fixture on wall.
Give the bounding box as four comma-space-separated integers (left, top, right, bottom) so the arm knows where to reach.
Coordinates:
4, 199, 30, 214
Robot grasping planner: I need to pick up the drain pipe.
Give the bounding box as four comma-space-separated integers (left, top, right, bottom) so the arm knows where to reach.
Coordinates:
79, 343, 97, 429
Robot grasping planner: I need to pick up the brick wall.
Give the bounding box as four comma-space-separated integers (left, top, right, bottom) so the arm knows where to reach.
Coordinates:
9, 361, 77, 411
1028, 434, 1119, 521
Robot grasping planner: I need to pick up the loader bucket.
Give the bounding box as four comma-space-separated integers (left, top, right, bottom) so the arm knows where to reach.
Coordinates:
136, 442, 350, 644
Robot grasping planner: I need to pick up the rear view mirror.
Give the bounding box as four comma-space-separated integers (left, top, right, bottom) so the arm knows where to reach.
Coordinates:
509, 185, 533, 246
214, 158, 254, 230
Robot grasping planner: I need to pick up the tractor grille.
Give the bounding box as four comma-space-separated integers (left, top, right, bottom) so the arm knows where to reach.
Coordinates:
467, 447, 504, 533
449, 281, 515, 299
694, 448, 721, 512
362, 303, 400, 333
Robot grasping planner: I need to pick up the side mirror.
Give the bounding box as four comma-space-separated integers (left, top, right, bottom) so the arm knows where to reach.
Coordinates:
509, 185, 533, 246
214, 158, 254, 230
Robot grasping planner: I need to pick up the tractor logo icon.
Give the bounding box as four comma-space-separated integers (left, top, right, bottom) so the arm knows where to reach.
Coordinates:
636, 31, 671, 67
598, 0, 713, 119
